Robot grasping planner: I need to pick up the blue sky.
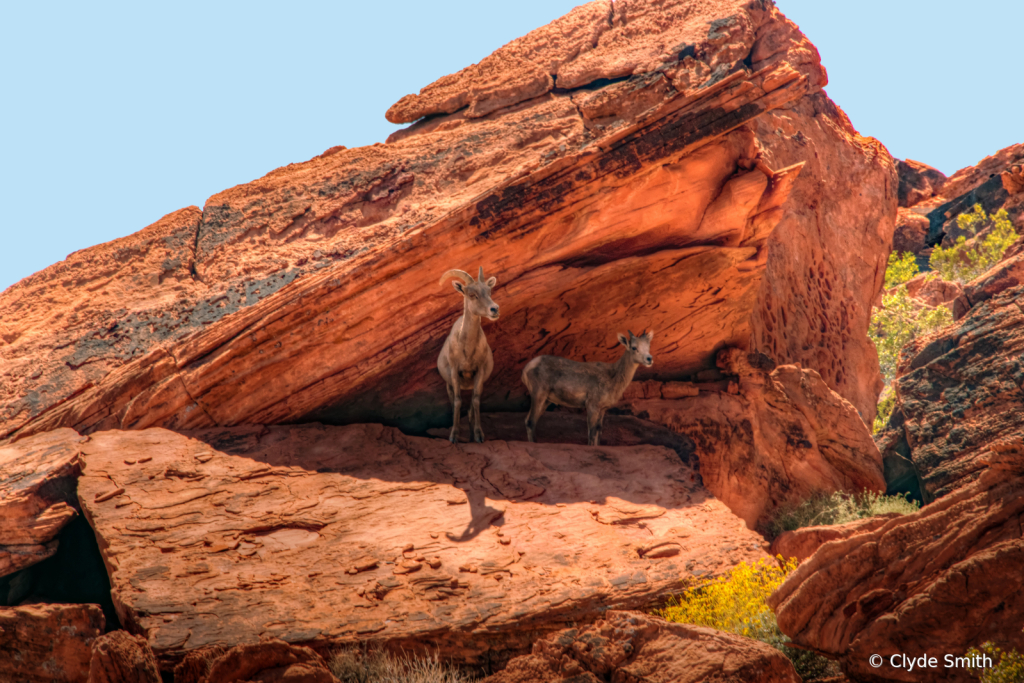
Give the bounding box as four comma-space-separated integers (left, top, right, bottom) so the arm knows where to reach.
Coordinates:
1, 0, 1020, 293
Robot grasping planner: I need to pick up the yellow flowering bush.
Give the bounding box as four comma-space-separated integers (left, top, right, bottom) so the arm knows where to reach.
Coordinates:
658, 557, 797, 639
967, 638, 1024, 683
659, 557, 841, 680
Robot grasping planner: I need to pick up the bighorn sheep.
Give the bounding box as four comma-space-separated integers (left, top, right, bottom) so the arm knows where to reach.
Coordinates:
438, 267, 500, 443
522, 330, 654, 446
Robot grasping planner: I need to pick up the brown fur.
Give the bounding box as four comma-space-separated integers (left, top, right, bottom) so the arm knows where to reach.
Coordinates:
437, 267, 500, 443
522, 330, 654, 445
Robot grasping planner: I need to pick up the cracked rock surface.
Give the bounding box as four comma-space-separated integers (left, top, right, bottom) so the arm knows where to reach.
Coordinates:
1, 0, 893, 443
76, 424, 767, 667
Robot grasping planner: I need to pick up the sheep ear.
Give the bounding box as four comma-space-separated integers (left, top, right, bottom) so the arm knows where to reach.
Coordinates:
452, 281, 465, 294
644, 329, 655, 341
486, 276, 497, 288
617, 333, 629, 346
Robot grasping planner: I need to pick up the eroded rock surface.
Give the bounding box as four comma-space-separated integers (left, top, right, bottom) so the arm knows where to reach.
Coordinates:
891, 143, 1024, 262
0, 603, 105, 683
76, 424, 767, 666
0, 0, 893, 446
894, 284, 1024, 499
0, 427, 83, 577
480, 610, 800, 683
769, 514, 899, 564
619, 349, 884, 527
203, 640, 336, 683
770, 442, 1024, 682
88, 630, 162, 683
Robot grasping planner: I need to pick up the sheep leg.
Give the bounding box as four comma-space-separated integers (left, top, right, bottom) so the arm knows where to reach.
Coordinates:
586, 404, 603, 446
470, 370, 486, 443
525, 392, 547, 443
448, 368, 463, 444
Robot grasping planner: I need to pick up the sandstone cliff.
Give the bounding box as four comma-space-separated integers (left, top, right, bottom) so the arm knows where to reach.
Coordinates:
0, 0, 895, 448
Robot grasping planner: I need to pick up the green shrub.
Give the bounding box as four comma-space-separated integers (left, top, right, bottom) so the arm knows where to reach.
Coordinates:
658, 558, 841, 681
329, 647, 474, 683
873, 391, 897, 434
967, 639, 1024, 682
929, 205, 1018, 283
868, 286, 952, 384
884, 250, 920, 289
767, 491, 920, 539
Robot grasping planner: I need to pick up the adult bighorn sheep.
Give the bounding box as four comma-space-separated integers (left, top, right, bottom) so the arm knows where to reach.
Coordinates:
522, 330, 654, 446
438, 267, 500, 443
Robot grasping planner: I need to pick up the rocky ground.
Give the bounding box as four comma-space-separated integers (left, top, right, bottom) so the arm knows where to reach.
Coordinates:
0, 0, 1021, 681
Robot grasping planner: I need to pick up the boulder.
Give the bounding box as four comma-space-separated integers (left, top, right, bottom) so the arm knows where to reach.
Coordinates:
75, 424, 769, 667
769, 514, 899, 564
903, 272, 962, 308
895, 158, 946, 208
1003, 163, 1024, 195
0, 427, 83, 577
88, 630, 162, 683
770, 441, 1024, 682
0, 0, 893, 446
480, 610, 800, 683
0, 603, 105, 683
951, 237, 1024, 319
203, 640, 336, 683
618, 349, 885, 528
896, 284, 1024, 499
892, 208, 931, 257
900, 143, 1024, 250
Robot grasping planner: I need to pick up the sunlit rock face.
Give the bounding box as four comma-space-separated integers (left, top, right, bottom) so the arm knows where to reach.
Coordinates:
0, 0, 894, 443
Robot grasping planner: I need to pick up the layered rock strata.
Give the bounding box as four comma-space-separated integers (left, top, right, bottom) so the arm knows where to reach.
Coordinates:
0, 427, 83, 577
892, 143, 1024, 264
76, 424, 768, 666
771, 441, 1024, 682
619, 349, 885, 527
0, 0, 894, 445
893, 283, 1024, 500
480, 610, 800, 683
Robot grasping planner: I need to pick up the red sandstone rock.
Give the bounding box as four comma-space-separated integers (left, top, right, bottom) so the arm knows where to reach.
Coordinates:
76, 425, 768, 667
620, 350, 884, 528
895, 143, 1024, 256
88, 630, 162, 683
951, 237, 1024, 319
203, 640, 336, 683
903, 272, 961, 308
0, 0, 892, 448
0, 427, 83, 577
770, 441, 1024, 682
749, 92, 897, 421
892, 208, 931, 256
0, 603, 105, 683
895, 158, 946, 208
769, 514, 899, 564
895, 284, 1024, 499
480, 610, 800, 683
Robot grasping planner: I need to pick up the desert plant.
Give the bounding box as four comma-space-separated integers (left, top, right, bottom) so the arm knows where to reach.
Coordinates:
873, 391, 897, 434
658, 557, 840, 681
328, 647, 475, 683
929, 205, 1018, 283
967, 638, 1024, 682
868, 285, 952, 385
884, 250, 920, 289
767, 491, 919, 539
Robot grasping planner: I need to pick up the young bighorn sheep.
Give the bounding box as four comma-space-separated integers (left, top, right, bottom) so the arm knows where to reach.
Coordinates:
522, 330, 654, 446
437, 267, 500, 443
